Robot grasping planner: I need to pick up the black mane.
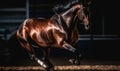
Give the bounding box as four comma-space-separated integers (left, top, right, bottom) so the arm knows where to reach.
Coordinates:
53, 0, 82, 14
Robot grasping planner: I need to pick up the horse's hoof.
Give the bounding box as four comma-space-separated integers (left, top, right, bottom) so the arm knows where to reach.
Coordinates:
45, 67, 54, 71
69, 59, 80, 65
43, 63, 54, 71
50, 67, 55, 71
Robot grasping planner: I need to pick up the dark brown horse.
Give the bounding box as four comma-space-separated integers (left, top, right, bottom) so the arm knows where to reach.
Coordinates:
8, 0, 90, 71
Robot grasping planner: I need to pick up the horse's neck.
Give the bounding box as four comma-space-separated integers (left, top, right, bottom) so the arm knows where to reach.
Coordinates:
61, 5, 80, 28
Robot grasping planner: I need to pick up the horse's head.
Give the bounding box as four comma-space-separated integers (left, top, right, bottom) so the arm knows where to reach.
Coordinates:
76, 4, 90, 30
53, 0, 91, 30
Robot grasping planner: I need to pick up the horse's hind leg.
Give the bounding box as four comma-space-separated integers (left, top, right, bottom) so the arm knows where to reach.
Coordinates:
42, 48, 54, 71
17, 38, 50, 69
24, 45, 51, 69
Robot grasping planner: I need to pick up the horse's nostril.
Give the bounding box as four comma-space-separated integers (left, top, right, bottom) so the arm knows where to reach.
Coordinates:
85, 25, 89, 30
87, 25, 89, 27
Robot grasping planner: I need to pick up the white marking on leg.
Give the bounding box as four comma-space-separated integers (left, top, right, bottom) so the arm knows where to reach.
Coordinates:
37, 59, 44, 66
37, 59, 47, 68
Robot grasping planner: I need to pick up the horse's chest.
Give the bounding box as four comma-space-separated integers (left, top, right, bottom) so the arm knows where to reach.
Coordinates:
68, 31, 78, 44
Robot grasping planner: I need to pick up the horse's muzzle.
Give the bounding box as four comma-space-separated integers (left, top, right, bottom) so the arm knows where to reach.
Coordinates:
85, 24, 89, 30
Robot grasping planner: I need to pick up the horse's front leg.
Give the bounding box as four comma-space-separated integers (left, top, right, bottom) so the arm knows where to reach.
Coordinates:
69, 43, 81, 65
29, 54, 49, 68
62, 42, 81, 65
42, 48, 54, 71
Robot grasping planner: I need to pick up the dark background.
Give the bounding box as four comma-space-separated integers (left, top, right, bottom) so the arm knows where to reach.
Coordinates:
0, 0, 120, 62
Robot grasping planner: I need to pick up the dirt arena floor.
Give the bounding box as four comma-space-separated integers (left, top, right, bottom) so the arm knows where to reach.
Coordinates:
0, 56, 120, 71
0, 40, 120, 71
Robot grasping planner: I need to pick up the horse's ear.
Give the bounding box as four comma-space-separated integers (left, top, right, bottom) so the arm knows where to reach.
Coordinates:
70, 0, 82, 5
76, 0, 82, 3
82, 0, 92, 7
87, 0, 92, 5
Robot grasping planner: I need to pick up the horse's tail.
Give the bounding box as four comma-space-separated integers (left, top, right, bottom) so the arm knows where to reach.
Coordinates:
8, 18, 31, 49
7, 18, 30, 43
7, 19, 31, 59
23, 18, 30, 25
7, 31, 19, 51
17, 18, 30, 30
7, 30, 29, 59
